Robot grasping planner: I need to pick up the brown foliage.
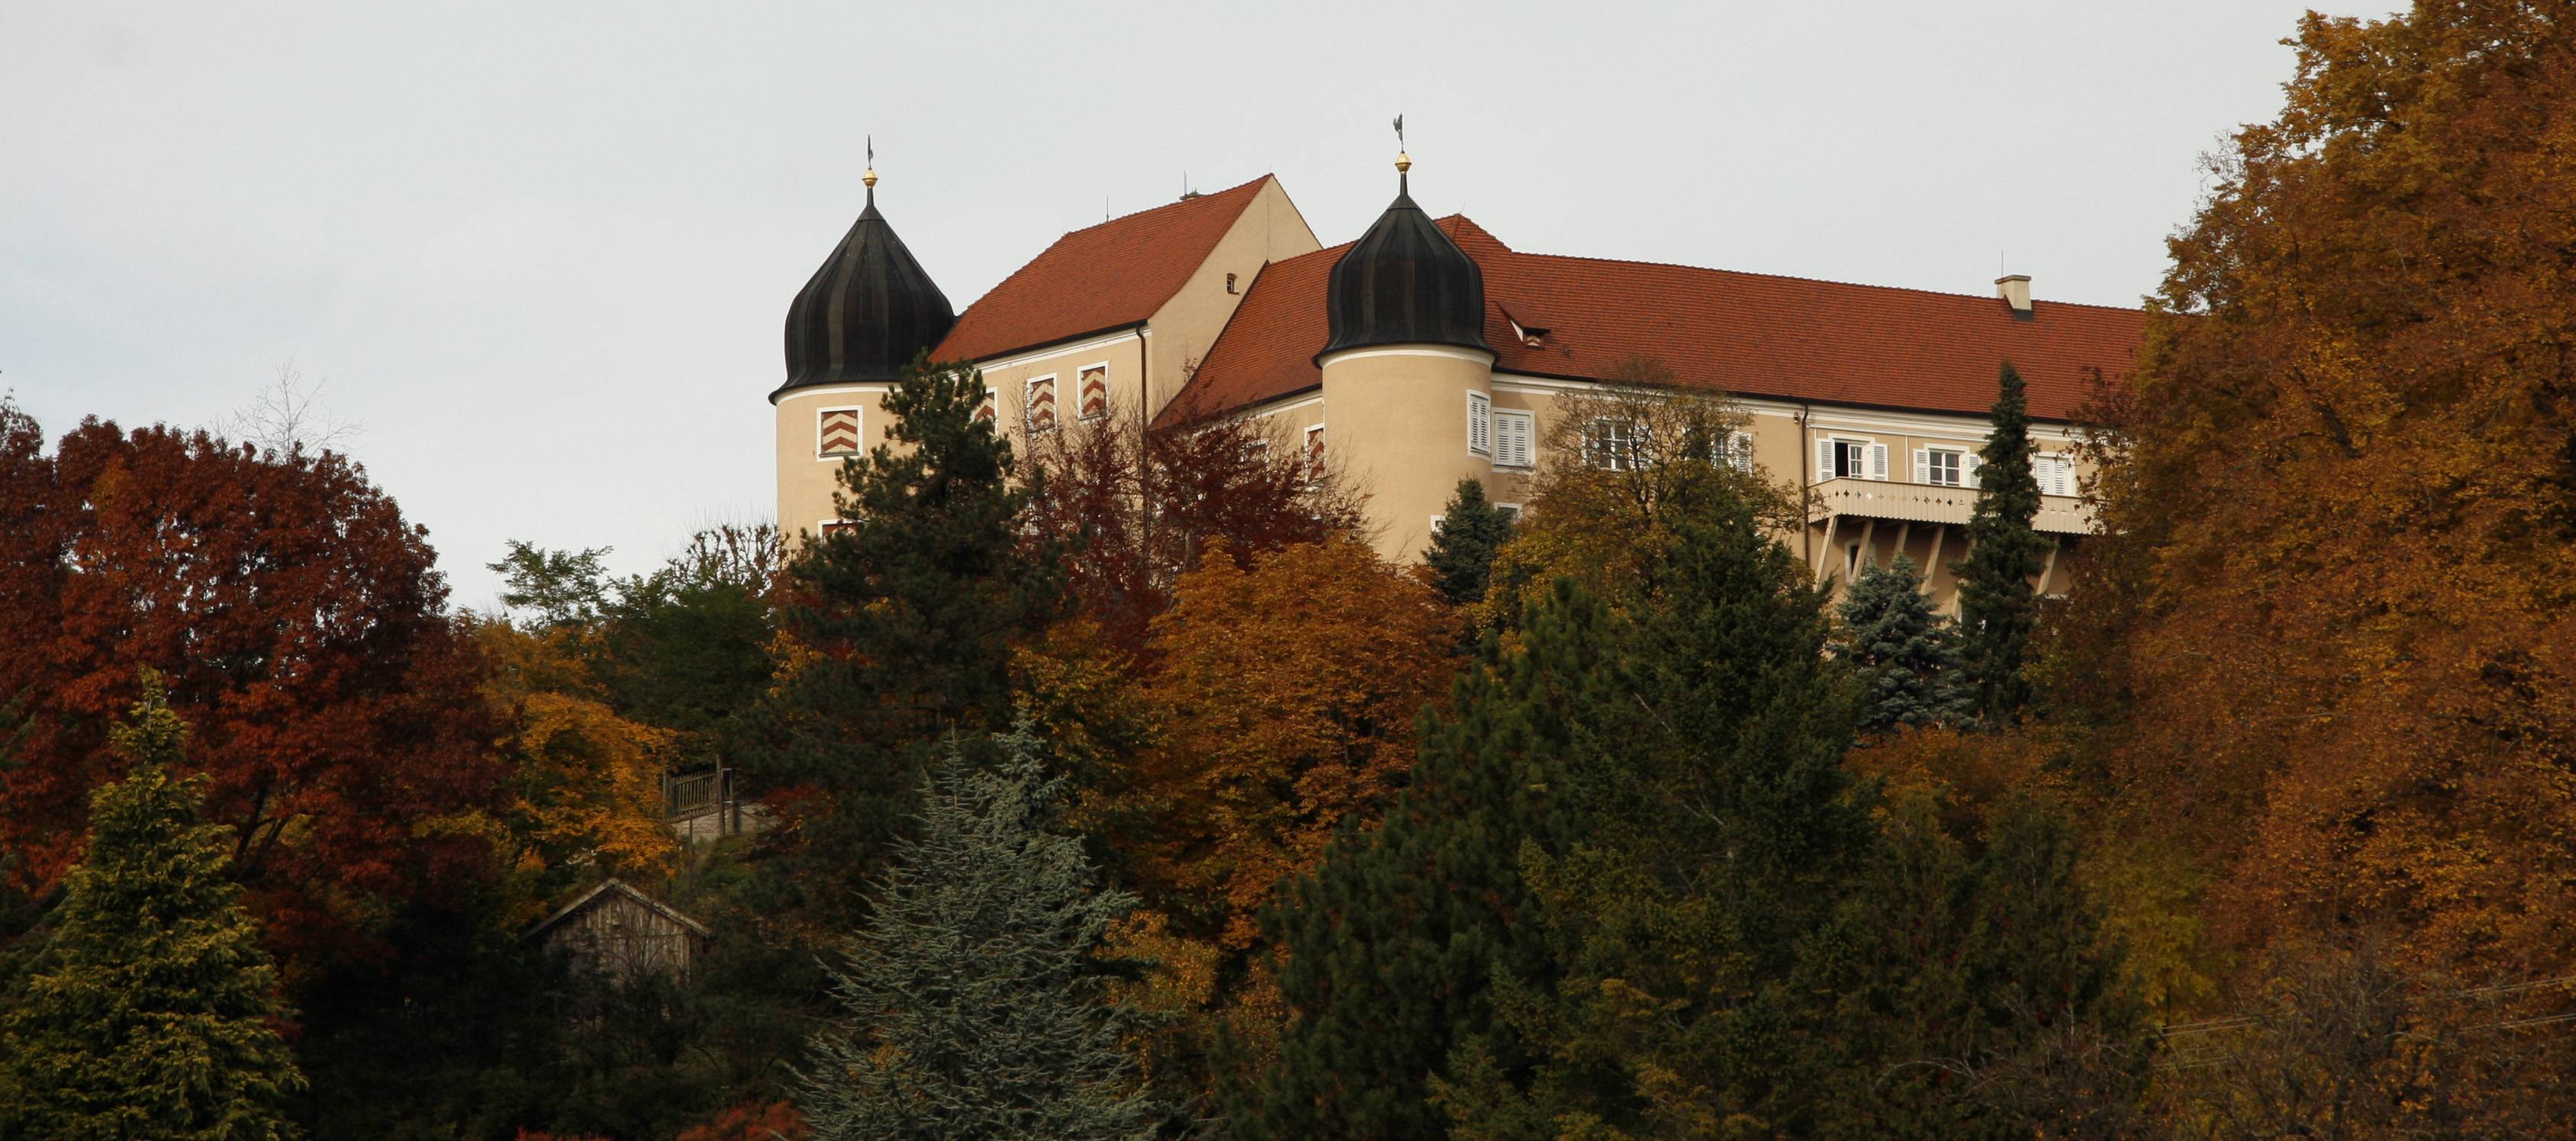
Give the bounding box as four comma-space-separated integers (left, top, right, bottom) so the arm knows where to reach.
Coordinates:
1022, 391, 1368, 656
0, 407, 502, 975
1127, 536, 1454, 950
2068, 3, 2576, 984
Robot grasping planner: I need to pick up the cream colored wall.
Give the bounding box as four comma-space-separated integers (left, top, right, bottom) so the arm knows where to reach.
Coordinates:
967, 332, 1151, 440
1145, 178, 1322, 416
774, 384, 898, 543
1317, 346, 1496, 562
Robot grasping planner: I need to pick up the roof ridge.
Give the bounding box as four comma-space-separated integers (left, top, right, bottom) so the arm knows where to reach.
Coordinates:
1055, 173, 1271, 239
1501, 243, 2146, 314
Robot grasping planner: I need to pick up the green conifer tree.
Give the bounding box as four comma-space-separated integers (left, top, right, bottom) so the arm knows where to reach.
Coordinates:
0, 680, 306, 1140
1954, 362, 2050, 727
1437, 497, 1872, 1136
1238, 580, 1626, 1139
1425, 477, 1515, 606
796, 723, 1155, 1139
1836, 553, 1973, 733
748, 355, 1067, 910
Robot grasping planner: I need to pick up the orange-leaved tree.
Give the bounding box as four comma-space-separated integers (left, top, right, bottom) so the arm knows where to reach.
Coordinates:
1132, 536, 1454, 951
472, 619, 678, 905
2070, 2, 2576, 983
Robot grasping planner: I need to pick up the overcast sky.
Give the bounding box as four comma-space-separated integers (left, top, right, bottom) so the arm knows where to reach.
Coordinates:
2, 2, 2380, 608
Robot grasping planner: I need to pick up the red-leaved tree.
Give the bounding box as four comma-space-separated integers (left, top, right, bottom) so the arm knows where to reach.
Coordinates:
0, 406, 501, 976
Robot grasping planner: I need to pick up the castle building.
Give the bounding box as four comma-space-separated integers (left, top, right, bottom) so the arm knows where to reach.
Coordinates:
771, 156, 2144, 608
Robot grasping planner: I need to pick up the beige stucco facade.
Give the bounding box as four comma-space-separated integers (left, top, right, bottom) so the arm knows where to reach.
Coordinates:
1240, 367, 2098, 611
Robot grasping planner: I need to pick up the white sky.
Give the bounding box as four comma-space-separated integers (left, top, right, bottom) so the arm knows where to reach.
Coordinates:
1, 1, 2377, 608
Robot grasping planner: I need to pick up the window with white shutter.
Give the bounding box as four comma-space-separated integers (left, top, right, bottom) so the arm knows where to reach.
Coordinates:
1585, 418, 1644, 471
1920, 447, 1966, 487
1966, 453, 1984, 488
2037, 454, 2076, 497
1467, 392, 1492, 456
1493, 410, 1536, 469
1869, 442, 1890, 481
1718, 430, 1755, 473
1821, 438, 1873, 480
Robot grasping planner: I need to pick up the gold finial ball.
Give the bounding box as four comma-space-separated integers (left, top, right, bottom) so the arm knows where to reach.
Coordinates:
863, 167, 879, 188
1395, 150, 1412, 173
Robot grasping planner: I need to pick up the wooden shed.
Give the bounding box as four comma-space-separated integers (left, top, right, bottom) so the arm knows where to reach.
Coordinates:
524, 879, 713, 984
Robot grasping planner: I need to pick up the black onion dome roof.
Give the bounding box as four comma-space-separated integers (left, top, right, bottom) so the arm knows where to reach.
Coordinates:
776, 185, 955, 400
1319, 172, 1489, 361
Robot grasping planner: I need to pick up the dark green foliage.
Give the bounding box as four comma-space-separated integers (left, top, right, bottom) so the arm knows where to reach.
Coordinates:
1437, 496, 1871, 1136
1426, 478, 1515, 606
597, 524, 782, 770
1955, 362, 2050, 727
491, 540, 615, 628
1238, 579, 1622, 1139
1, 683, 306, 1140
745, 355, 1067, 921
797, 724, 1156, 1139
1837, 553, 1973, 733
1822, 795, 2150, 1136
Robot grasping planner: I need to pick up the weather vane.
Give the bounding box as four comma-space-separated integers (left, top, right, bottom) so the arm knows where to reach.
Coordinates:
864, 134, 877, 191
1393, 114, 1412, 178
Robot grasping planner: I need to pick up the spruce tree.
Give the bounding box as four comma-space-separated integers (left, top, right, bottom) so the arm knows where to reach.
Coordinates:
1438, 496, 1872, 1136
1954, 362, 2049, 727
0, 680, 305, 1139
1425, 477, 1515, 606
796, 723, 1156, 1140
1837, 553, 1972, 733
1239, 579, 1627, 1139
748, 355, 1067, 910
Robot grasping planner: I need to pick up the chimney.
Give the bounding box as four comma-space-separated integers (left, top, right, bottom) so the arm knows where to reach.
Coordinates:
1995, 274, 2033, 316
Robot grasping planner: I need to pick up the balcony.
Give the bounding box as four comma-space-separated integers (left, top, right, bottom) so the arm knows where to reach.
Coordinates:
1806, 477, 2093, 535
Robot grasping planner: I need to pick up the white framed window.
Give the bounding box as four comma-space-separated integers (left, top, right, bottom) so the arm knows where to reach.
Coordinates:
818, 519, 858, 538
1077, 363, 1110, 422
974, 387, 999, 429
817, 407, 864, 459
1584, 417, 1645, 471
1719, 429, 1755, 474
1493, 409, 1536, 470
1302, 423, 1326, 481
1816, 436, 1888, 481
2036, 452, 2076, 497
1496, 502, 1524, 524
1024, 374, 1058, 433
1467, 391, 1493, 457
1915, 445, 1969, 487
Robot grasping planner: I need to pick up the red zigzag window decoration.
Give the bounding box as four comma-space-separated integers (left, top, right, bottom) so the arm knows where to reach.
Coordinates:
818, 409, 862, 457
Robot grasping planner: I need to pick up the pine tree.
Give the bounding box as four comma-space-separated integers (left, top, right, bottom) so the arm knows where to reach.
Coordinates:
1238, 579, 1625, 1139
1437, 497, 1873, 1136
1954, 362, 2049, 727
0, 679, 306, 1139
796, 723, 1156, 1140
748, 355, 1067, 912
1837, 553, 1972, 733
1425, 478, 1515, 606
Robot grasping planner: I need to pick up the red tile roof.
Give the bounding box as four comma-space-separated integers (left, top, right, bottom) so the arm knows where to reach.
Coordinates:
935, 175, 1275, 362
1165, 216, 2146, 426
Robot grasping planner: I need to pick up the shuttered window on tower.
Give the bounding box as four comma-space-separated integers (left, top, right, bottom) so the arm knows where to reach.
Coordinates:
818, 409, 863, 458
1467, 392, 1492, 456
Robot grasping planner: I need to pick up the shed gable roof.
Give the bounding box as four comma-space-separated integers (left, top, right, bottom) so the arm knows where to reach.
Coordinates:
524, 877, 713, 941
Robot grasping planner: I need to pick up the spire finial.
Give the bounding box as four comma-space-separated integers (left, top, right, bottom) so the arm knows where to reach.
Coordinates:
1392, 114, 1411, 192
862, 135, 877, 195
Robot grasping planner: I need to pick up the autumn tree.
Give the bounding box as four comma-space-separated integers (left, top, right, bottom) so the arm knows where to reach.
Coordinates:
1131, 536, 1454, 950
1425, 478, 1514, 606
1022, 391, 1367, 656
797, 725, 1158, 1139
1, 682, 306, 1139
472, 619, 678, 893
1476, 361, 1788, 632
1954, 362, 2046, 728
0, 406, 501, 977
2069, 2, 2576, 983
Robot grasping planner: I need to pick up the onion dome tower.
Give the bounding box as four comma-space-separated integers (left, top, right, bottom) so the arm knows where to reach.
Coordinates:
1315, 135, 1500, 565
1318, 148, 1489, 360
774, 159, 955, 400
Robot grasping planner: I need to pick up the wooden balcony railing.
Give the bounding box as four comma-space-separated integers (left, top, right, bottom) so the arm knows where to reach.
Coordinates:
1807, 477, 2092, 535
